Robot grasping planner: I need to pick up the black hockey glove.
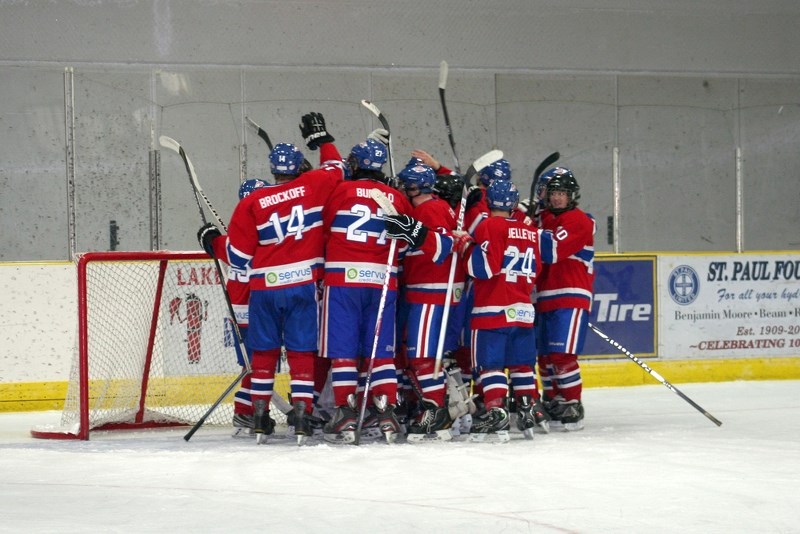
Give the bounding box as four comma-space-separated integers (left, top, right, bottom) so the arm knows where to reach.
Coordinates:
299, 112, 335, 150
384, 214, 428, 249
465, 186, 484, 211
197, 223, 222, 258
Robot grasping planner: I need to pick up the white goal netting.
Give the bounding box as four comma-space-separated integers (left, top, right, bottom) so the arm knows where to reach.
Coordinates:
31, 251, 290, 440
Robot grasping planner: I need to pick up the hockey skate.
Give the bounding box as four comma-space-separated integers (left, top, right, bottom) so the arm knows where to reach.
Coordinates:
469, 406, 511, 443
231, 412, 254, 438
406, 400, 453, 443
515, 395, 550, 439
286, 406, 326, 439
291, 401, 313, 446
373, 395, 401, 444
323, 395, 358, 444
547, 399, 584, 431
558, 400, 584, 431
253, 399, 276, 444
358, 405, 383, 442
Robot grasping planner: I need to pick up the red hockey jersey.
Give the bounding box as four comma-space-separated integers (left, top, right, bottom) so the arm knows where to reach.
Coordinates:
322, 179, 414, 290
226, 144, 343, 291
535, 207, 595, 312
464, 215, 542, 330
402, 196, 465, 305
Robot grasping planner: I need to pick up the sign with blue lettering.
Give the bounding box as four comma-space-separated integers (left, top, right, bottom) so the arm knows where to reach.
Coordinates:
658, 253, 800, 358
582, 255, 657, 358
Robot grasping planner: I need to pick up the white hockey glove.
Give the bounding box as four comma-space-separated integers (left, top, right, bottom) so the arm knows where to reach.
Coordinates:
367, 128, 389, 145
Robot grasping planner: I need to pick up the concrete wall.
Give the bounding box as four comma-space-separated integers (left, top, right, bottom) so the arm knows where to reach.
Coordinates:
1, 1, 800, 261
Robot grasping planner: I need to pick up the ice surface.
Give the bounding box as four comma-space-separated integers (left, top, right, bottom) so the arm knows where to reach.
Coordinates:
1, 380, 799, 533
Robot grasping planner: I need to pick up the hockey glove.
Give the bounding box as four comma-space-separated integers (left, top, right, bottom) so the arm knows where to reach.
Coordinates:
465, 186, 484, 211
451, 230, 474, 255
299, 112, 335, 150
197, 223, 222, 258
384, 214, 428, 249
367, 128, 389, 145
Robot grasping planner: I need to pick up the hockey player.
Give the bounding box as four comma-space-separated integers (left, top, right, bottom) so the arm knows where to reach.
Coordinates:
453, 158, 514, 428
198, 178, 266, 436
394, 162, 466, 442
319, 138, 414, 444
454, 179, 548, 442
534, 167, 595, 431
221, 112, 344, 444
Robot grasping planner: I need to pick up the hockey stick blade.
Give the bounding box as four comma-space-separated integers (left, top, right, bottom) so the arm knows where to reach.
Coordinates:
527, 151, 560, 209
464, 149, 504, 185
361, 99, 390, 134
159, 135, 228, 232
245, 116, 274, 150
588, 322, 723, 427
361, 99, 395, 177
369, 188, 398, 216
438, 60, 448, 90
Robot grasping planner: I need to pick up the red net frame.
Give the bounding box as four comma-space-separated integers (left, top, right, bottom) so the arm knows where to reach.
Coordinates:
31, 251, 243, 440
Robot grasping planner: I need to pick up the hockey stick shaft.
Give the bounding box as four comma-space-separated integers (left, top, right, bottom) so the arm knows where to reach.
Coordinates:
432, 149, 504, 377
588, 322, 723, 427
361, 100, 395, 177
438, 60, 461, 174
184, 367, 248, 441
354, 237, 398, 445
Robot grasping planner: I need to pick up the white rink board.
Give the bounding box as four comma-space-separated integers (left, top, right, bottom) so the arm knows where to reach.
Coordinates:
0, 262, 75, 382
658, 253, 800, 359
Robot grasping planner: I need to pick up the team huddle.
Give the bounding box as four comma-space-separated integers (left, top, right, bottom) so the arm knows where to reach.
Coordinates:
197, 111, 596, 445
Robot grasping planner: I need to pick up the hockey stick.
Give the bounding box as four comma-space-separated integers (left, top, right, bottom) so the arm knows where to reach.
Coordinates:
246, 115, 313, 171
432, 149, 504, 377
361, 99, 396, 177
438, 60, 462, 174
245, 116, 274, 150
351, 188, 400, 445
588, 322, 723, 427
161, 135, 292, 438
184, 363, 248, 441
526, 151, 560, 213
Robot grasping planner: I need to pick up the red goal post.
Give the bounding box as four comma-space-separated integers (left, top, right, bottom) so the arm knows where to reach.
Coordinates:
31, 251, 289, 440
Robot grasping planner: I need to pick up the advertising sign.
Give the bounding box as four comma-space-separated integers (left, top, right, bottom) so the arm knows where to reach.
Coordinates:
658, 254, 800, 358
583, 255, 657, 359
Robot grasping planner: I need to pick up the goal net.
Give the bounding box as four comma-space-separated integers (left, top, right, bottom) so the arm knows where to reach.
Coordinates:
31, 251, 289, 440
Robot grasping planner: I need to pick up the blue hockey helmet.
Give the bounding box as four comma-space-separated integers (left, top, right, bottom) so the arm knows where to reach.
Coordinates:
348, 139, 388, 172
405, 156, 424, 168
486, 179, 519, 212
398, 163, 436, 195
478, 158, 511, 186
269, 143, 304, 176
238, 178, 267, 200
